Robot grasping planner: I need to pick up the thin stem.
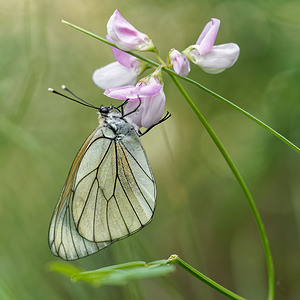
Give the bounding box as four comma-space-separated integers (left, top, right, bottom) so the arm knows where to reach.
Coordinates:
169, 74, 274, 300
153, 48, 165, 65
167, 255, 246, 300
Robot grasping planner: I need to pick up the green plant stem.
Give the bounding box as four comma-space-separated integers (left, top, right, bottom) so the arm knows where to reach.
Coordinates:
61, 20, 300, 155
169, 74, 274, 300
167, 255, 245, 300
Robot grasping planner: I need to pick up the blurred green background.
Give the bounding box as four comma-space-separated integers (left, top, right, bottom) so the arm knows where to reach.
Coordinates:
1, 0, 300, 299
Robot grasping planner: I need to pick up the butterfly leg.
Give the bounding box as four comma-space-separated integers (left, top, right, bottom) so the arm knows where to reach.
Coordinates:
138, 111, 171, 137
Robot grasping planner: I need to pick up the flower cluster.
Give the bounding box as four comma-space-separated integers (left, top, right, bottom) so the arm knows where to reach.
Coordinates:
93, 9, 240, 129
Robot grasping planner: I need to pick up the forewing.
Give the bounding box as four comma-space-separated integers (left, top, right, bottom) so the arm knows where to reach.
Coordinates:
48, 127, 112, 260
73, 129, 156, 243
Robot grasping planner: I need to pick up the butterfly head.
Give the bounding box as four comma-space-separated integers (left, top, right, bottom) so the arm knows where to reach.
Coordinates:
99, 105, 110, 116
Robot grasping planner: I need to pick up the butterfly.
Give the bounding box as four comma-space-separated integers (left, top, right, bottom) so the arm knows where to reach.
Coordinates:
48, 87, 170, 260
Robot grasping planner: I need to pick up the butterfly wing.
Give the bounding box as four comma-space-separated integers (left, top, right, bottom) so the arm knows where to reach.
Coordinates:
49, 123, 156, 260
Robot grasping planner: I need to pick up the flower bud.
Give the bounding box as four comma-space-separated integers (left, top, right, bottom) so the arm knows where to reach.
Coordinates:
169, 49, 190, 77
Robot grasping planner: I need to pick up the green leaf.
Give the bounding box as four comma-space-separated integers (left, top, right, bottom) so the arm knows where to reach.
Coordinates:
49, 260, 175, 287
72, 261, 175, 287
146, 259, 170, 266
47, 261, 83, 277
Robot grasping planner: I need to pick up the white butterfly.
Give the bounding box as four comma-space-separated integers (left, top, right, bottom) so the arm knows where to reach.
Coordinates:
48, 89, 169, 260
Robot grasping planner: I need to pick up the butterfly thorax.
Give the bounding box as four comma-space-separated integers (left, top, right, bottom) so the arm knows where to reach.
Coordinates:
98, 110, 137, 139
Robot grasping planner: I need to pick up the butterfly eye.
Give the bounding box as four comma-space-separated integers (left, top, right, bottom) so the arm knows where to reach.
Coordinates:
99, 106, 110, 114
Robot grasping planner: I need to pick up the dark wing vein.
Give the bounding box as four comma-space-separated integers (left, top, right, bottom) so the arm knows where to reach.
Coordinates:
74, 139, 113, 190
116, 142, 143, 226
106, 198, 112, 241
68, 207, 79, 259
107, 141, 132, 236
120, 141, 154, 182
75, 177, 97, 231
118, 143, 154, 212
93, 179, 100, 242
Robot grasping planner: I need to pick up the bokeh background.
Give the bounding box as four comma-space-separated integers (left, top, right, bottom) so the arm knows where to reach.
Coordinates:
1, 0, 300, 299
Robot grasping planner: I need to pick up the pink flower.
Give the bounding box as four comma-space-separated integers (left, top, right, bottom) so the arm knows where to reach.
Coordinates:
93, 36, 147, 90
183, 18, 240, 74
104, 75, 165, 129
169, 49, 190, 77
107, 9, 155, 51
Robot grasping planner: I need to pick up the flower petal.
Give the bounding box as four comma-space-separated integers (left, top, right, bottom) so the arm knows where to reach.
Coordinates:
196, 18, 220, 56
200, 43, 240, 74
93, 62, 139, 90
107, 35, 140, 69
104, 85, 138, 100
124, 100, 144, 128
137, 82, 162, 97
104, 80, 161, 101
140, 87, 165, 128
187, 43, 240, 74
169, 49, 190, 77
107, 9, 154, 51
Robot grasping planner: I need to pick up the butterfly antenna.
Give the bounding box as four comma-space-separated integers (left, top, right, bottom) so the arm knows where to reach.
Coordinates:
48, 88, 98, 109
61, 85, 98, 109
